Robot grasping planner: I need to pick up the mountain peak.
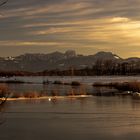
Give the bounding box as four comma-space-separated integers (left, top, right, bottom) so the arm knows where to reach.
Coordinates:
65, 50, 76, 58
94, 51, 121, 60
0, 50, 138, 72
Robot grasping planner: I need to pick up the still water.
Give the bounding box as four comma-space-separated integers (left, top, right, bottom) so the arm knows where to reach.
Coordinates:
7, 83, 118, 96
2, 75, 140, 96
0, 76, 140, 140
1, 96, 140, 140
1, 76, 140, 84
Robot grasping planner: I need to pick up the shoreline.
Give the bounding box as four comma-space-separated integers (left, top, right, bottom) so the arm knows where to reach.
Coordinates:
1, 95, 93, 101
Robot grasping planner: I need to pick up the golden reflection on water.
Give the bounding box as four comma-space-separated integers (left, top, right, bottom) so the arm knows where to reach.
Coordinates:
2, 95, 140, 140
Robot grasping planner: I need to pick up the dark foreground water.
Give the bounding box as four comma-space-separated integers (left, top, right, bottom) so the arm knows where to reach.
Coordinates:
1, 96, 140, 140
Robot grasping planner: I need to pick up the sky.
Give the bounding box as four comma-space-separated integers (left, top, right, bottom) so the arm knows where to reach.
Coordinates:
0, 0, 140, 58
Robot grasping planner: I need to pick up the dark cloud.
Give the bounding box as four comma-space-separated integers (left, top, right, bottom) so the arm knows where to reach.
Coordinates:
0, 0, 140, 57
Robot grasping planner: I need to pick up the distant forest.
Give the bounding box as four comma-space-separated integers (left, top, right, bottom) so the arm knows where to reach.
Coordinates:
0, 59, 139, 76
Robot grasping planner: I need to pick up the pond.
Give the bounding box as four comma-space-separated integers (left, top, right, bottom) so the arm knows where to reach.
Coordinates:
1, 96, 140, 140
0, 76, 140, 140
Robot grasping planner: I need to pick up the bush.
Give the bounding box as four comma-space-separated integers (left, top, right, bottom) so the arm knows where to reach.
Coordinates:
115, 82, 140, 92
11, 93, 22, 98
0, 84, 9, 98
93, 82, 117, 87
71, 81, 81, 86
51, 90, 59, 96
92, 81, 140, 93
24, 91, 39, 98
53, 80, 63, 85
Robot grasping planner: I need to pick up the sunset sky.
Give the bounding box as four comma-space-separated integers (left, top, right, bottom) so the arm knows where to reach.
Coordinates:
0, 0, 140, 58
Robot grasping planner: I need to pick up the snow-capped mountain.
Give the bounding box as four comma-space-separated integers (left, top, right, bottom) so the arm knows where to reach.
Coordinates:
0, 50, 139, 72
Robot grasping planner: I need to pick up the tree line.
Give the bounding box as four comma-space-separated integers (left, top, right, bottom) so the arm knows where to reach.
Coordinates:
0, 59, 139, 76
41, 60, 140, 76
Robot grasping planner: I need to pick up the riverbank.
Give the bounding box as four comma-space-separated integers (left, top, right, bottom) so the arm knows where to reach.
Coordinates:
3, 95, 92, 101
93, 81, 140, 93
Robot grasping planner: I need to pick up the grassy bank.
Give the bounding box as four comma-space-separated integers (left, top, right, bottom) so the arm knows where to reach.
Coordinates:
93, 81, 140, 93
51, 81, 82, 86
0, 83, 89, 100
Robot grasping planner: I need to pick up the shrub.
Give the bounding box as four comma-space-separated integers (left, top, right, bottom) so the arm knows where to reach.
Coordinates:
51, 90, 59, 96
93, 82, 117, 87
11, 93, 22, 98
53, 80, 63, 85
0, 84, 9, 98
116, 82, 140, 92
92, 81, 140, 93
71, 81, 81, 86
24, 91, 39, 98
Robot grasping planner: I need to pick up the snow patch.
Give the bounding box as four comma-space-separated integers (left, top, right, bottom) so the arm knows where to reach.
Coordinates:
4, 56, 15, 60
114, 55, 120, 59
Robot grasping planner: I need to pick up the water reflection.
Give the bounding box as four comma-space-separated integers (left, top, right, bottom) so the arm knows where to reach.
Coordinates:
1, 94, 140, 140
6, 83, 91, 97
5, 83, 119, 97
1, 79, 140, 140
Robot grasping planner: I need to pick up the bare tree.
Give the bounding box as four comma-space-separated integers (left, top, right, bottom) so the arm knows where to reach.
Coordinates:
0, 85, 9, 124
0, 97, 7, 124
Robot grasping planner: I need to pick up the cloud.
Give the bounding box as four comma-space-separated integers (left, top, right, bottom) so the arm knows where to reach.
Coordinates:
0, 40, 65, 46
110, 17, 130, 23
0, 0, 140, 57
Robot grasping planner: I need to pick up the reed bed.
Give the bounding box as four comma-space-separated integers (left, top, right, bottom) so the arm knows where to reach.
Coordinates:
0, 84, 10, 98
52, 80, 81, 86
93, 81, 140, 92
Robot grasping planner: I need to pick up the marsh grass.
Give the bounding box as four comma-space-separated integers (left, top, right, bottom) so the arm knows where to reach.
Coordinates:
115, 82, 140, 92
93, 81, 140, 92
93, 82, 117, 87
51, 90, 59, 96
23, 91, 41, 98
0, 84, 10, 100
53, 80, 63, 85
52, 80, 82, 86
11, 92, 22, 98
0, 84, 9, 124
71, 81, 81, 86
0, 83, 87, 100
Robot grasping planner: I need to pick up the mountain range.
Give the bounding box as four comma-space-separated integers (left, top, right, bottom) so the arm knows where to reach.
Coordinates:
0, 50, 139, 72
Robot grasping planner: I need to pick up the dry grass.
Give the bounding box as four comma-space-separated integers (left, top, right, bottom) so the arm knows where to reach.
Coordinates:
51, 90, 59, 96
52, 80, 82, 87
93, 81, 140, 92
53, 80, 63, 85
23, 91, 41, 98
115, 82, 140, 92
0, 84, 9, 99
0, 84, 10, 114
71, 81, 81, 86
93, 82, 117, 87
11, 93, 22, 98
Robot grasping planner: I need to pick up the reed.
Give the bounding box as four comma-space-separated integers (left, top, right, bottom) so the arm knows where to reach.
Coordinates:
23, 91, 40, 98
71, 81, 81, 86
0, 84, 9, 99
53, 80, 63, 85
11, 93, 22, 98
93, 81, 140, 92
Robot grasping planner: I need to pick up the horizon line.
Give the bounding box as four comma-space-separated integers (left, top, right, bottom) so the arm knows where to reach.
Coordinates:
1, 50, 140, 59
